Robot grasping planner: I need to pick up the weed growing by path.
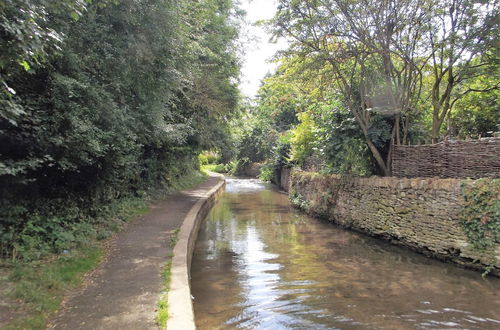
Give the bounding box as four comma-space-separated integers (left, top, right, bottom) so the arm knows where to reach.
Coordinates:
201, 163, 226, 174
2, 247, 102, 330
156, 228, 180, 328
154, 171, 206, 328
156, 259, 172, 328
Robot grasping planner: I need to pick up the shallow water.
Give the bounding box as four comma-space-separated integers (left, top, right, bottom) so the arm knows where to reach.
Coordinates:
191, 178, 500, 329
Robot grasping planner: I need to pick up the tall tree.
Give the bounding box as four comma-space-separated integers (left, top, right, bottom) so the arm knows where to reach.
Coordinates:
181, 0, 242, 150
0, 0, 93, 125
425, 0, 499, 142
0, 0, 242, 257
272, 0, 429, 175
271, 0, 498, 174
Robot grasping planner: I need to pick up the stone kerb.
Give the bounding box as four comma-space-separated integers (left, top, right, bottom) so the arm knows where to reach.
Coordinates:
167, 173, 225, 330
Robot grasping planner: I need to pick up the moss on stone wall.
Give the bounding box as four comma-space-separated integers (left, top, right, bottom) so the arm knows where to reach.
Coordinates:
460, 178, 500, 274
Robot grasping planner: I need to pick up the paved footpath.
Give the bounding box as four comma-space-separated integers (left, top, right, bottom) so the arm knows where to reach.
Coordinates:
49, 174, 222, 330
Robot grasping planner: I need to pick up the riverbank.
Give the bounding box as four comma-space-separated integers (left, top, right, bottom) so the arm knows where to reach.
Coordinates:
279, 169, 499, 275
0, 171, 215, 329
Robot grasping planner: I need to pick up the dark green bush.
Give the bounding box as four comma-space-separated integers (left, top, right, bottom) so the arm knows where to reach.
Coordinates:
0, 0, 241, 259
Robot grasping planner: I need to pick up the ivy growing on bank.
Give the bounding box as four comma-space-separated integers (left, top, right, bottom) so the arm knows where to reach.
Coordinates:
460, 178, 500, 274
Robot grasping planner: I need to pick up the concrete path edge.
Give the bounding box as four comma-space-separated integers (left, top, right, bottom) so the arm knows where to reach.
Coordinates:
166, 173, 225, 329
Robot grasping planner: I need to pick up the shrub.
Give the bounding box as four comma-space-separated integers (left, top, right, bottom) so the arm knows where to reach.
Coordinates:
258, 165, 274, 182
198, 152, 219, 166
202, 164, 226, 173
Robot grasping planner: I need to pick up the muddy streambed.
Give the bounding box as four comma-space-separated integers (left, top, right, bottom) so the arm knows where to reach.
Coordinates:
191, 178, 500, 329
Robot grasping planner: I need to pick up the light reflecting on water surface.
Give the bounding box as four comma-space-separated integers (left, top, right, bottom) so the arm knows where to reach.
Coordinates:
191, 178, 500, 329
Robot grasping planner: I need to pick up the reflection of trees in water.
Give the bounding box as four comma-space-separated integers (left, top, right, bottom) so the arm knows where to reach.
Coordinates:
191, 198, 247, 329
193, 183, 500, 329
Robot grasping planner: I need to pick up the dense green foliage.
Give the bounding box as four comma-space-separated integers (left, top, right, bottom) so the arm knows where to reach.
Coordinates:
450, 86, 500, 139
231, 0, 498, 178
0, 0, 241, 258
234, 57, 384, 177
1, 0, 96, 125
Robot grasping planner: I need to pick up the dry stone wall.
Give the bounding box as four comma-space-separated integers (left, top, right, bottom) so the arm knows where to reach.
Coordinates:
288, 171, 500, 275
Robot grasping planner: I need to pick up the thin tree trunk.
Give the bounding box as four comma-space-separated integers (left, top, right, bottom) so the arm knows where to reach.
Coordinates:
395, 114, 401, 145
402, 115, 409, 145
366, 139, 391, 176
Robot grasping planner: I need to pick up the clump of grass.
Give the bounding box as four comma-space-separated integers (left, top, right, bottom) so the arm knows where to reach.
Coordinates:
169, 228, 180, 247
156, 228, 180, 328
201, 163, 226, 174
3, 247, 102, 329
156, 260, 173, 328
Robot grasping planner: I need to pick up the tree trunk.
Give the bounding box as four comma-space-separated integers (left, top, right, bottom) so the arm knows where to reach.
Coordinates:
351, 105, 392, 176
366, 139, 391, 176
395, 114, 401, 145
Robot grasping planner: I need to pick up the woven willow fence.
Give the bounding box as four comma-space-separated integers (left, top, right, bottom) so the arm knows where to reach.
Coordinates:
392, 138, 500, 179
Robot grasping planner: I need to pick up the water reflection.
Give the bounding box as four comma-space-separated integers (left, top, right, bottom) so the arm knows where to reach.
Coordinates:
224, 178, 266, 193
191, 178, 500, 329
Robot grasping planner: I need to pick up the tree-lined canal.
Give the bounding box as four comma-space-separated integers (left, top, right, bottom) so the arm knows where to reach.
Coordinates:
191, 178, 500, 329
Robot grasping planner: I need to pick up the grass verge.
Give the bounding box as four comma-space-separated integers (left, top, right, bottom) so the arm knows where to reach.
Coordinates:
155, 228, 180, 328
0, 170, 208, 329
2, 247, 103, 330
201, 163, 226, 174
166, 170, 207, 192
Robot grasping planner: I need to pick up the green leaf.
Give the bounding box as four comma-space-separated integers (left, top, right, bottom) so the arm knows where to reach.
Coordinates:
18, 60, 30, 71
70, 12, 79, 21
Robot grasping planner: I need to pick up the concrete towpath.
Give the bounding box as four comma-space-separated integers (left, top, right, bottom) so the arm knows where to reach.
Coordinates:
49, 174, 223, 330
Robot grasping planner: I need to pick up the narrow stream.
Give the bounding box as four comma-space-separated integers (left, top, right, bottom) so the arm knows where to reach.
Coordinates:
191, 178, 500, 329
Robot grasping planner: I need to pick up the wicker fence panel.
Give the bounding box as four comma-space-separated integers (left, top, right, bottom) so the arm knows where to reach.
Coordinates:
392, 138, 500, 178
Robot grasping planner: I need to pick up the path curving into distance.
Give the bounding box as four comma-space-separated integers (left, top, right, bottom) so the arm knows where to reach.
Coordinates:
49, 173, 223, 330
